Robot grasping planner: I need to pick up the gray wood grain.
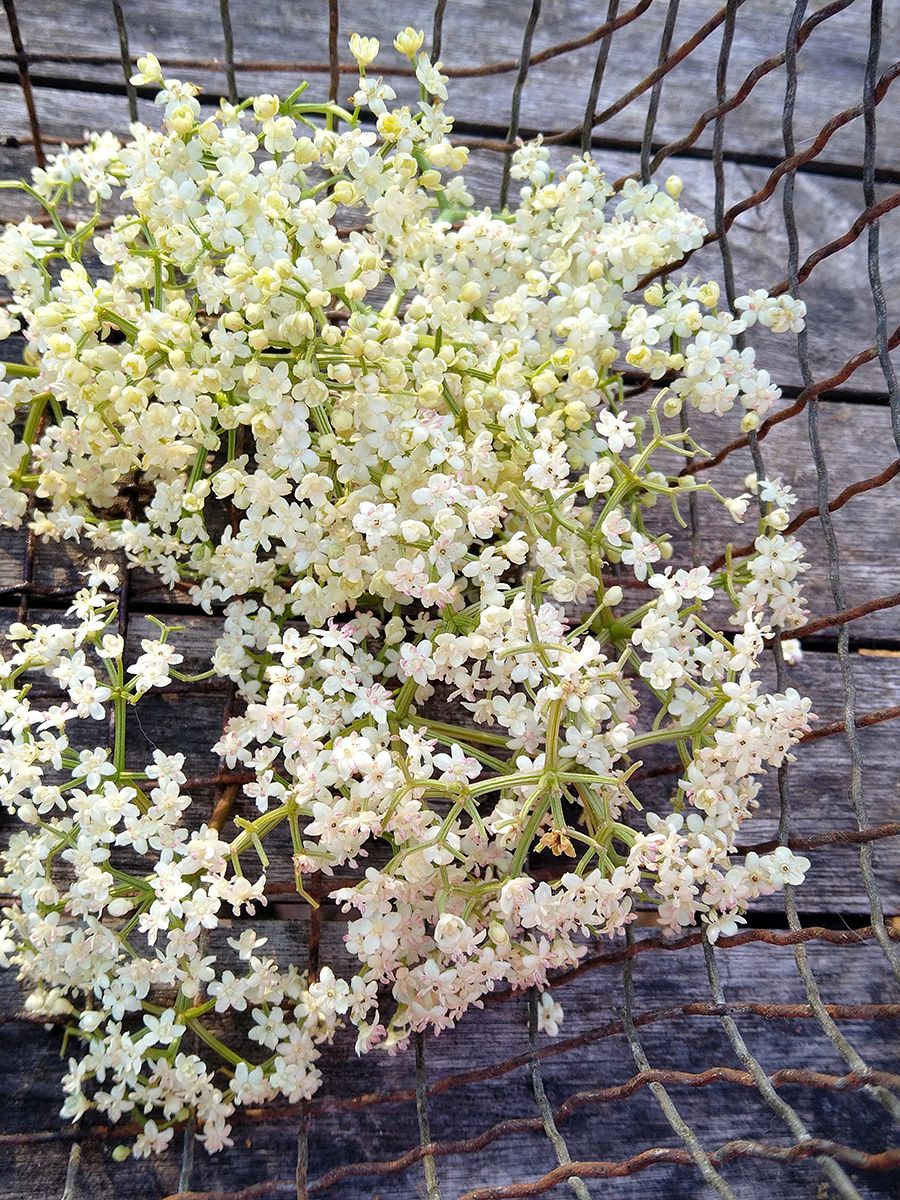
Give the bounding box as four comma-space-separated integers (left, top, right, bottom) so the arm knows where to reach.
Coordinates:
0, 395, 895, 637
0, 98, 897, 395
2, 930, 898, 1199
1, 0, 898, 172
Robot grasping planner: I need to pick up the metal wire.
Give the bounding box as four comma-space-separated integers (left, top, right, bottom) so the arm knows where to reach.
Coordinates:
526, 989, 590, 1200
430, 0, 448, 61
621, 930, 736, 1200
218, 0, 238, 104
580, 0, 618, 156
1, 1, 898, 1197
639, 0, 681, 184
111, 0, 138, 122
498, 0, 543, 209
790, 0, 900, 986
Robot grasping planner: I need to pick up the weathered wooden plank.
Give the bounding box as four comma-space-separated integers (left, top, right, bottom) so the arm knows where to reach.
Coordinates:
0, 95, 896, 395
8, 604, 897, 913
0, 389, 894, 638
1, 0, 898, 174
2, 932, 898, 1199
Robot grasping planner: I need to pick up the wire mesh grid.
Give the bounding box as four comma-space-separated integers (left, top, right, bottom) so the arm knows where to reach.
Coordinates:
0, 1, 898, 1197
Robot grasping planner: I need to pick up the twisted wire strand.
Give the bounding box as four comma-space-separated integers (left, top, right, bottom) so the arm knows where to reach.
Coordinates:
639, 0, 681, 183
753, 0, 900, 1139
110, 0, 138, 121
701, 8, 884, 1192
526, 989, 590, 1200
580, 0, 618, 156
621, 929, 737, 1199
498, 0, 543, 208
786, 0, 900, 984
218, 0, 238, 104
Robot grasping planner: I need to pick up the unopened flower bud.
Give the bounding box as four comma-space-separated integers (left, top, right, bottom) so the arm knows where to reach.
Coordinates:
393, 27, 425, 58
626, 346, 652, 368
740, 411, 760, 432
662, 393, 683, 418
489, 920, 510, 946
253, 94, 280, 121
348, 33, 380, 68
332, 409, 353, 435
132, 53, 162, 85
643, 282, 665, 306
698, 281, 720, 308
168, 103, 195, 137
531, 369, 557, 397
332, 180, 357, 206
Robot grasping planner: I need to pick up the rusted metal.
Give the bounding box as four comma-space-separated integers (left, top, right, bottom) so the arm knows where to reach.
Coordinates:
740, 823, 900, 856
799, 703, 900, 743
0, 0, 655, 82
619, 0, 857, 183
456, 1144, 900, 1198
155, 1131, 900, 1200
769, 190, 900, 298
561, 0, 744, 151
637, 61, 900, 286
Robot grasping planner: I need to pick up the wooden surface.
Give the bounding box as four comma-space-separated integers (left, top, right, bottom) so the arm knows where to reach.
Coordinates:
1, 2, 899, 1199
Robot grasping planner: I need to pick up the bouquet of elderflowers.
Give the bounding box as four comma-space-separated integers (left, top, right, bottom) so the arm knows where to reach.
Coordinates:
0, 28, 814, 1158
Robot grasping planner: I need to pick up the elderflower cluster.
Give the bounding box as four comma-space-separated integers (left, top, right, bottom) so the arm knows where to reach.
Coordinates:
0, 34, 812, 1157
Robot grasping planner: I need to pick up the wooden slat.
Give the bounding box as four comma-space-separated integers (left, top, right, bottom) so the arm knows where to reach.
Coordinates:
1, 931, 897, 1199
1, 0, 898, 172
0, 5, 896, 1195
8, 607, 897, 913
0, 393, 895, 637
0, 98, 897, 394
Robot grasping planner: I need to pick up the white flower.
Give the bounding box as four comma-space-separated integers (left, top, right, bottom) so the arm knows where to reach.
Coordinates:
0, 38, 812, 1156
620, 532, 661, 581
127, 639, 184, 692
536, 992, 564, 1037
71, 747, 115, 790
415, 55, 449, 102
349, 34, 380, 69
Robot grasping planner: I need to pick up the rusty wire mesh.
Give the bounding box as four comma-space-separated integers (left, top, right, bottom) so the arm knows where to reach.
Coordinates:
0, 0, 898, 1197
